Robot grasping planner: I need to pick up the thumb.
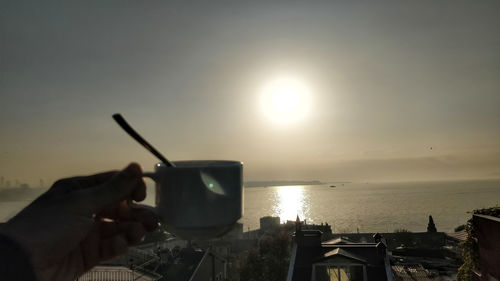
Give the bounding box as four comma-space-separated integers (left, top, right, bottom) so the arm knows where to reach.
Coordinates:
80, 163, 143, 212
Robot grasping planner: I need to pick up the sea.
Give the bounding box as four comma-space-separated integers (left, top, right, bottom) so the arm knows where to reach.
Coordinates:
1, 179, 499, 233
239, 179, 500, 233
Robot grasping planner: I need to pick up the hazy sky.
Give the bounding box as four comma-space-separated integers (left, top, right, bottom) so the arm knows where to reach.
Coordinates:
1, 0, 500, 185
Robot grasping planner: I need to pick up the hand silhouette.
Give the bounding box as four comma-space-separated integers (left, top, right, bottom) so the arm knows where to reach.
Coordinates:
0, 163, 158, 281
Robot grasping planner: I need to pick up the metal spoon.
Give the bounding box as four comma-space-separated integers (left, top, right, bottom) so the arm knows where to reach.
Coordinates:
112, 113, 175, 167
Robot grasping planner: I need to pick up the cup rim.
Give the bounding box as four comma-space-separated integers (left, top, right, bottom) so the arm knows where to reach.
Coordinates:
155, 160, 242, 168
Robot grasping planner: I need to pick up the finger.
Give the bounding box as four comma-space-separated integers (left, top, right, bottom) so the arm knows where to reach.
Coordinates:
53, 171, 118, 191
98, 220, 120, 239
69, 171, 119, 188
81, 225, 102, 270
45, 171, 118, 198
96, 203, 158, 232
100, 235, 128, 261
132, 179, 147, 202
132, 208, 159, 232
81, 163, 143, 212
118, 222, 147, 245
96, 201, 134, 221
98, 220, 149, 245
95, 204, 120, 220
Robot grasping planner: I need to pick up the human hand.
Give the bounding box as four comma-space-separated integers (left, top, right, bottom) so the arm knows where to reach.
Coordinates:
0, 163, 158, 281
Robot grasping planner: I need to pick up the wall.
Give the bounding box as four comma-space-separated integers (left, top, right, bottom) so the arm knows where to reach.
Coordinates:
473, 214, 500, 281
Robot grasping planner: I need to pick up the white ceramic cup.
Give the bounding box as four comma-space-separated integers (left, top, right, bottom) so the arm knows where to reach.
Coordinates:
142, 160, 243, 239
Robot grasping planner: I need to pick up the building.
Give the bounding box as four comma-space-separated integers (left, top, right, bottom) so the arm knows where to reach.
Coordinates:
80, 244, 227, 281
472, 213, 500, 281
323, 232, 447, 252
260, 216, 281, 233
224, 222, 244, 239
287, 229, 392, 281
156, 247, 227, 281
282, 216, 332, 236
391, 264, 440, 281
76, 266, 159, 281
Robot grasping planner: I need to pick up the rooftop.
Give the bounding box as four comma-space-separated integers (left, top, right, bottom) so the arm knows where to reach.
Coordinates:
392, 264, 440, 281
474, 206, 500, 219
287, 230, 391, 281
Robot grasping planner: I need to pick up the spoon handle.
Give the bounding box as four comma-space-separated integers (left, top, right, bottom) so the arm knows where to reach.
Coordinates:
112, 113, 175, 167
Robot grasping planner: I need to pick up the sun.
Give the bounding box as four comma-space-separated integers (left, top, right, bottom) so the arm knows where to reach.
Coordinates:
260, 77, 312, 125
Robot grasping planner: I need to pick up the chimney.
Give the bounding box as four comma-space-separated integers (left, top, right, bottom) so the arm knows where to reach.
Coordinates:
295, 230, 322, 248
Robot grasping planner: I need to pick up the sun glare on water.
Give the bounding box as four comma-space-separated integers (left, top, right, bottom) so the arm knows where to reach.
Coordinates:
260, 77, 312, 125
273, 186, 309, 223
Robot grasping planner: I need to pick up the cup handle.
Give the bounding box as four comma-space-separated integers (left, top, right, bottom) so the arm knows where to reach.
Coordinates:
130, 171, 159, 216
143, 171, 158, 181
130, 202, 158, 215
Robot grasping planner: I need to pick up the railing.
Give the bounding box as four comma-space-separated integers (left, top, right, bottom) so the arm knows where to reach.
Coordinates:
76, 247, 163, 281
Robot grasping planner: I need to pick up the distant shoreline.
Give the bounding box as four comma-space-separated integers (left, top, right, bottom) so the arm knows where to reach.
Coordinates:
0, 188, 47, 202
244, 180, 324, 188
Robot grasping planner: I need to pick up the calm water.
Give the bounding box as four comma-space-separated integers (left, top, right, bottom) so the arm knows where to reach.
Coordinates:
240, 180, 500, 233
2, 180, 500, 233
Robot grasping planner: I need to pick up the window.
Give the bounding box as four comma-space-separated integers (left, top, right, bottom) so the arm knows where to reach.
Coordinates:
314, 265, 364, 281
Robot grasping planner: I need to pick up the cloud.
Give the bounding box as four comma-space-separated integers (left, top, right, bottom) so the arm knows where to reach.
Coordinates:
322, 151, 500, 182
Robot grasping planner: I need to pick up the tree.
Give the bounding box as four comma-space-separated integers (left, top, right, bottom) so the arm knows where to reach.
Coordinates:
427, 215, 437, 232
457, 206, 500, 281
239, 230, 291, 281
454, 224, 466, 232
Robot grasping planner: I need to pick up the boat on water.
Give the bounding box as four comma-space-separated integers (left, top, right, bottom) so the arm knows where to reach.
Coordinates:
330, 185, 336, 188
